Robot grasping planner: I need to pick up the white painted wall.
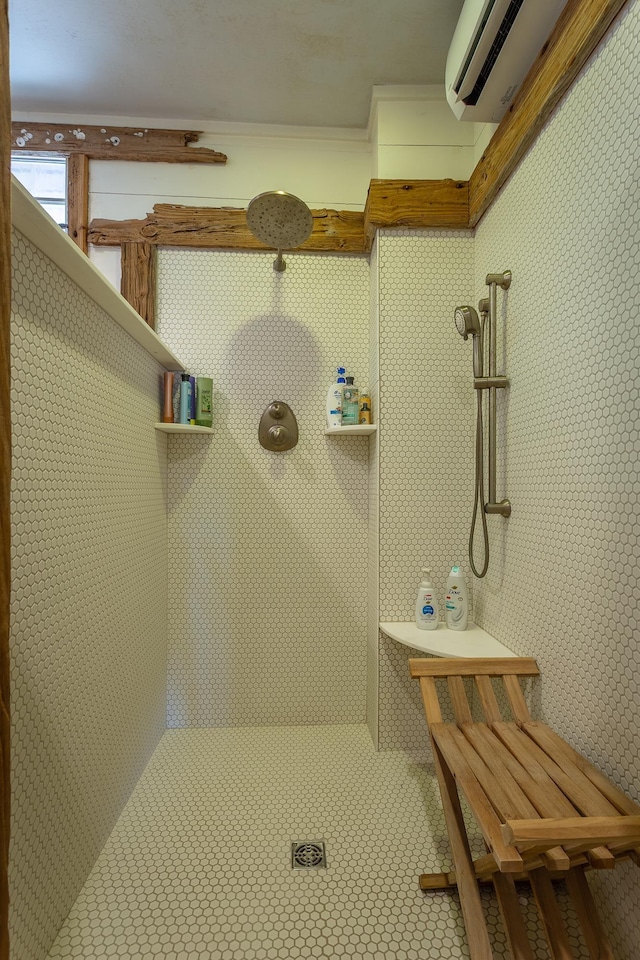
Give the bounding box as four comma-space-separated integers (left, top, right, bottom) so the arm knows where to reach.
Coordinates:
368, 85, 484, 180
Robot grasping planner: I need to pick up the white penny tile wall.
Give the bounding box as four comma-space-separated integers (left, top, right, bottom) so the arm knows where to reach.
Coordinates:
156, 250, 370, 727
375, 230, 475, 750
472, 3, 640, 956
11, 230, 168, 960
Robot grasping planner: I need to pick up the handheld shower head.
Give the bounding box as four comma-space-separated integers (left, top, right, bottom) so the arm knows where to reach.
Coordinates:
454, 305, 481, 341
455, 305, 483, 377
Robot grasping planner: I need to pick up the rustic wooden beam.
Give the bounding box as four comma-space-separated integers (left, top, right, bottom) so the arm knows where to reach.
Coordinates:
90, 204, 366, 254
120, 243, 157, 329
364, 179, 469, 249
67, 154, 89, 254
0, 0, 11, 955
469, 0, 631, 226
11, 122, 227, 164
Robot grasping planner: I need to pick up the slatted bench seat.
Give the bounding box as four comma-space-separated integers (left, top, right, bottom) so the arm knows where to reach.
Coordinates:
409, 657, 640, 959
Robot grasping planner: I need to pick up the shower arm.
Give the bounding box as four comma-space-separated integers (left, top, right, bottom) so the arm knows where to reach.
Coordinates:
483, 272, 511, 519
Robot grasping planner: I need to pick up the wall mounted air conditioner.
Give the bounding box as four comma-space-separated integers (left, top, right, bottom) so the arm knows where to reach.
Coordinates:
445, 0, 569, 122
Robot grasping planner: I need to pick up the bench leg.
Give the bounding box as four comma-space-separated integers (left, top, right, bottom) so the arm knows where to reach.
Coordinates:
492, 873, 535, 960
431, 736, 495, 959
529, 868, 576, 959
419, 871, 456, 890
565, 867, 615, 960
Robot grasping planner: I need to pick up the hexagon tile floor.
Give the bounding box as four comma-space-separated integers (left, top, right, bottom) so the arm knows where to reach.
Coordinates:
46, 725, 588, 960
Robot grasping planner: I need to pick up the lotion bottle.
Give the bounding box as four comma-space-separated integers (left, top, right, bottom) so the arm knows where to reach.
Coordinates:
415, 568, 439, 630
445, 564, 469, 631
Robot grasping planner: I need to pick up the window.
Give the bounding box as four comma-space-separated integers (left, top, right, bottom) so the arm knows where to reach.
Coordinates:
11, 155, 68, 229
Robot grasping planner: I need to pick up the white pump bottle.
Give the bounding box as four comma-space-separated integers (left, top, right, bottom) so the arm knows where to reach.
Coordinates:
415, 568, 439, 630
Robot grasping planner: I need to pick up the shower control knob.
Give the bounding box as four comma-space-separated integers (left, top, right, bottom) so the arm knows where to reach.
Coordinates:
268, 425, 288, 446
269, 402, 285, 420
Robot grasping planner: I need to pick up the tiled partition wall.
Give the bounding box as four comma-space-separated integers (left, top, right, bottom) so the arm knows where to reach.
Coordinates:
366, 240, 380, 745
374, 230, 475, 750
156, 251, 370, 727
10, 232, 168, 960
471, 3, 640, 954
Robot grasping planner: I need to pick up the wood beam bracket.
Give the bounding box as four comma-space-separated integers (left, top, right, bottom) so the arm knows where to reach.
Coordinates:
90, 204, 366, 254
364, 179, 470, 249
11, 122, 227, 164
120, 243, 157, 329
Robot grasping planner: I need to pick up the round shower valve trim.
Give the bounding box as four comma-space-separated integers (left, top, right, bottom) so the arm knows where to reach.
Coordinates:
258, 401, 299, 452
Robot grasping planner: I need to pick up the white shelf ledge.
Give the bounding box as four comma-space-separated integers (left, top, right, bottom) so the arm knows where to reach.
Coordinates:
11, 177, 185, 372
324, 425, 377, 436
155, 423, 213, 434
379, 621, 516, 659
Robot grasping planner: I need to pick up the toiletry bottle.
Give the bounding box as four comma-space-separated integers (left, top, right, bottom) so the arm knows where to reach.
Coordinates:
326, 367, 347, 428
359, 390, 372, 424
415, 568, 439, 630
341, 376, 360, 425
162, 372, 174, 423
189, 376, 196, 425
179, 373, 191, 425
445, 564, 469, 631
195, 377, 213, 427
172, 374, 181, 423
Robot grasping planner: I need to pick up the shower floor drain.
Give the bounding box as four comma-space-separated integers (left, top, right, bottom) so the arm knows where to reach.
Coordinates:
291, 841, 327, 869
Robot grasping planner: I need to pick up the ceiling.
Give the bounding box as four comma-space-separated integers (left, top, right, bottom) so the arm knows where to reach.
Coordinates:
9, 0, 465, 129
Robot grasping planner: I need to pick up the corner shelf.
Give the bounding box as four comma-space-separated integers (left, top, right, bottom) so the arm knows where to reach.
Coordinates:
324, 425, 377, 436
155, 423, 213, 435
379, 621, 516, 659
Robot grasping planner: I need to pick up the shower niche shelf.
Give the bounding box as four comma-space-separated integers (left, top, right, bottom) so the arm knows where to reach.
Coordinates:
379, 621, 516, 659
324, 425, 377, 436
155, 423, 213, 435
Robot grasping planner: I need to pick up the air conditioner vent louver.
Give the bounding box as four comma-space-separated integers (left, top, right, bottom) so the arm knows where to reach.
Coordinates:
463, 0, 526, 106
445, 0, 569, 122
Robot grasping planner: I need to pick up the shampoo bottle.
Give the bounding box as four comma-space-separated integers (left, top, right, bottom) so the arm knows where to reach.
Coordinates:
359, 390, 372, 424
189, 376, 197, 424
341, 376, 360, 425
195, 377, 213, 427
162, 372, 174, 423
445, 564, 469, 631
179, 373, 191, 425
415, 568, 439, 630
326, 367, 347, 428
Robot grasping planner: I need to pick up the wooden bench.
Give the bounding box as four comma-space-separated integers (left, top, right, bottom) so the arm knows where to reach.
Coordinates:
409, 657, 640, 959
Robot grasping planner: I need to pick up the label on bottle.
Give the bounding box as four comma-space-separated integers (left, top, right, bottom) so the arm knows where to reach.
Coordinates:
422, 604, 435, 616
342, 388, 359, 425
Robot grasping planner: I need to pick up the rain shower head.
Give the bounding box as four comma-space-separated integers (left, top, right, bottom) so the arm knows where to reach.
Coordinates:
454, 305, 481, 340
246, 190, 313, 272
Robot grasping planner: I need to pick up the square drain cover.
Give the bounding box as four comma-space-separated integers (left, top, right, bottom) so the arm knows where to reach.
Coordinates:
291, 841, 327, 869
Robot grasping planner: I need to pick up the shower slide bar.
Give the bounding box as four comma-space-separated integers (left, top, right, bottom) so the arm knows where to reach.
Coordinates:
478, 271, 511, 520
454, 269, 512, 577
